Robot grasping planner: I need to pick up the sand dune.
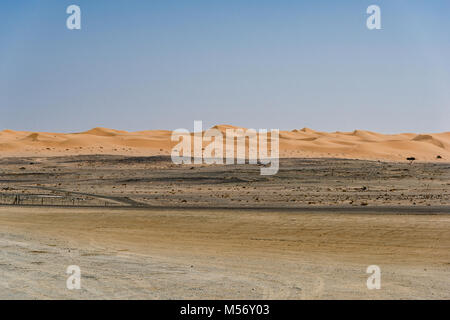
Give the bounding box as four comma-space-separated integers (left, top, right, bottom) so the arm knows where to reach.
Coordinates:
0, 126, 449, 161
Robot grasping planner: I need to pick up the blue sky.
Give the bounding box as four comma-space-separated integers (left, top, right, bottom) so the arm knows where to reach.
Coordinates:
0, 0, 449, 133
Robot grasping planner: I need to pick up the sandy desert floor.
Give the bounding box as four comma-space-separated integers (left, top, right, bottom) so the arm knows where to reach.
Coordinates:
0, 156, 449, 299
0, 207, 449, 299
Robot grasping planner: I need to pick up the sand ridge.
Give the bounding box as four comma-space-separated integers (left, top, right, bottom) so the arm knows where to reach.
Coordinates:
0, 126, 449, 161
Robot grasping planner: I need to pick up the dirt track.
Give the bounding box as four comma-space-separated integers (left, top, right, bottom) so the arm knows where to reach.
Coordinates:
0, 156, 449, 208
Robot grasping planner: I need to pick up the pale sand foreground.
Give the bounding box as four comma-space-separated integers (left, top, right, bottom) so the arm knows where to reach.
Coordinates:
0, 206, 449, 299
1, 126, 449, 161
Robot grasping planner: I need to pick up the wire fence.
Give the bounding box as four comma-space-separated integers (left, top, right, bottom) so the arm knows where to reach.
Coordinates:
0, 193, 112, 206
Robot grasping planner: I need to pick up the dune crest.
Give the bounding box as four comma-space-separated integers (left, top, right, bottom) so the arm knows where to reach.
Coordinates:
80, 127, 128, 137
299, 127, 316, 133
412, 134, 445, 148
0, 126, 448, 161
211, 124, 246, 133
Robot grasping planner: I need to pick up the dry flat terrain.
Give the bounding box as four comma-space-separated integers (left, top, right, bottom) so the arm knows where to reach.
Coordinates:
0, 156, 449, 299
0, 206, 449, 299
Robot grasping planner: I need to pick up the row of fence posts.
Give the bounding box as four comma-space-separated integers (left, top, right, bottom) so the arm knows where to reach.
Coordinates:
0, 194, 108, 206
0, 194, 61, 205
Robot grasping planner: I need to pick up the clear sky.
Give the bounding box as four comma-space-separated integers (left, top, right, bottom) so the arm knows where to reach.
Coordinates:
0, 0, 449, 133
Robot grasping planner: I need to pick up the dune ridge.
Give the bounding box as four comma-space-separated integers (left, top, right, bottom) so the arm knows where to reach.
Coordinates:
0, 126, 449, 161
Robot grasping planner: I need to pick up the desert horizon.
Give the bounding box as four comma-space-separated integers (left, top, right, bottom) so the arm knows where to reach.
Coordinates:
1, 125, 449, 162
